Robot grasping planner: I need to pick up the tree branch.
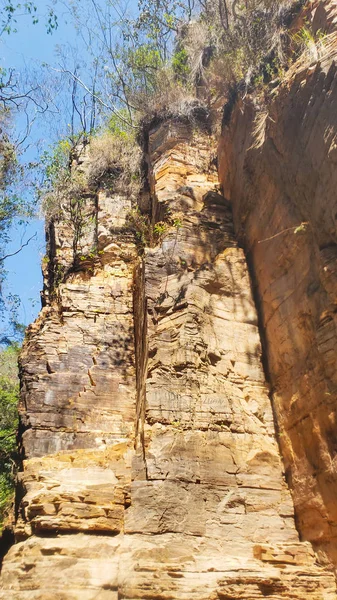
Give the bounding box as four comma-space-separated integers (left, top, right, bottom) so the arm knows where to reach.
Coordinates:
0, 233, 37, 262
51, 65, 139, 129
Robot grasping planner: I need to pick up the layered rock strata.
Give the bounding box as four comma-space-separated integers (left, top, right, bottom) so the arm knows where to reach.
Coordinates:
0, 116, 335, 598
218, 0, 337, 569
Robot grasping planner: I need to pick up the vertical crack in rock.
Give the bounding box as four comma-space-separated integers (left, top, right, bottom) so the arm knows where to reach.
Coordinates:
133, 258, 149, 479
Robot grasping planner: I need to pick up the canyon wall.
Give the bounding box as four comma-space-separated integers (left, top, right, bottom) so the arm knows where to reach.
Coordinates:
0, 113, 335, 598
1, 1, 337, 595
219, 0, 337, 571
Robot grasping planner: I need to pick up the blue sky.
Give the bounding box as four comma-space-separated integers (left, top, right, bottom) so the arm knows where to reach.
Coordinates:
0, 0, 142, 339
0, 3, 75, 332
0, 1, 115, 336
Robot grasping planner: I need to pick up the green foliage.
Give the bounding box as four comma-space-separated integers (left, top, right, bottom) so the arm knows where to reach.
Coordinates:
0, 343, 19, 532
39, 128, 142, 271
153, 221, 167, 238
38, 137, 83, 220
38, 136, 95, 267
294, 222, 308, 235
128, 44, 162, 84
293, 23, 325, 47
135, 0, 187, 60
175, 0, 302, 100
105, 42, 165, 115
43, 139, 72, 189
127, 208, 151, 249
172, 47, 190, 82
79, 248, 98, 262
128, 210, 182, 250
108, 111, 134, 138
173, 217, 182, 229
0, 2, 58, 36
291, 21, 327, 59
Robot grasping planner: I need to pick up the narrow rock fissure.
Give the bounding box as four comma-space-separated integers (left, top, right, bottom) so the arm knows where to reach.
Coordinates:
133, 257, 149, 478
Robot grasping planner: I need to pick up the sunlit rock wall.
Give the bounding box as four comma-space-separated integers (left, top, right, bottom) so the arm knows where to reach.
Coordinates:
0, 115, 335, 598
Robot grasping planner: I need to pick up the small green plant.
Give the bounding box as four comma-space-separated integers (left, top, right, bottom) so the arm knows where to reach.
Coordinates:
127, 208, 152, 249
172, 47, 190, 82
173, 218, 182, 229
78, 248, 98, 262
293, 25, 316, 47
294, 222, 308, 235
252, 73, 264, 88
53, 262, 66, 288
153, 221, 167, 236
292, 22, 327, 61
153, 221, 168, 241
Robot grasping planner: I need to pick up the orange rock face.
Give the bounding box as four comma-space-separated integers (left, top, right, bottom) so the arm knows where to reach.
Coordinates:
218, 0, 337, 570
2, 2, 337, 588
0, 113, 335, 598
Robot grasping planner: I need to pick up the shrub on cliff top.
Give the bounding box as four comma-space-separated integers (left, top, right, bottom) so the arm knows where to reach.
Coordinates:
109, 0, 306, 126
39, 138, 86, 220
58, 0, 304, 131
87, 131, 142, 198
39, 128, 142, 222
177, 0, 304, 99
37, 0, 308, 218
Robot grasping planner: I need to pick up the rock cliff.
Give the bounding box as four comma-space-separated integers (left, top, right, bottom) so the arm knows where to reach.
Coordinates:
219, 0, 337, 571
1, 1, 337, 597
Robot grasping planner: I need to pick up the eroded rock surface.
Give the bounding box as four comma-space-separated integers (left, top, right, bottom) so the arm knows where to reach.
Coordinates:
0, 113, 335, 597
219, 0, 337, 571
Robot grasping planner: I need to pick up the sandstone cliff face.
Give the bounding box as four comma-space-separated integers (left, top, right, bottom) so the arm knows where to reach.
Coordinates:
219, 0, 337, 571
0, 110, 335, 598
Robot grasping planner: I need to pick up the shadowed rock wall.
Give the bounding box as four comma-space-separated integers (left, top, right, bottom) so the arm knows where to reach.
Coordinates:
219, 0, 337, 570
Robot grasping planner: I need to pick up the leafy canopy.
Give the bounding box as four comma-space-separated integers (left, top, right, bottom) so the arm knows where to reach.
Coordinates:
0, 1, 58, 36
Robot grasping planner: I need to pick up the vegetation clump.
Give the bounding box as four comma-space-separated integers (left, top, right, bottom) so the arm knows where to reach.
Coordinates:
39, 138, 85, 220
0, 344, 19, 533
87, 130, 142, 198
40, 123, 142, 219
50, 1, 311, 136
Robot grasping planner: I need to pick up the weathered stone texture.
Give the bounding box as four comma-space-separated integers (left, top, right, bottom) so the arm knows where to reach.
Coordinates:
123, 119, 335, 597
218, 0, 337, 569
20, 186, 137, 458
15, 444, 132, 539
1, 52, 337, 596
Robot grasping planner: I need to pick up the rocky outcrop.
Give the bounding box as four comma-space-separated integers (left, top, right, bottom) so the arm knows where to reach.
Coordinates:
219, 0, 337, 571
0, 110, 335, 598
19, 180, 137, 458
